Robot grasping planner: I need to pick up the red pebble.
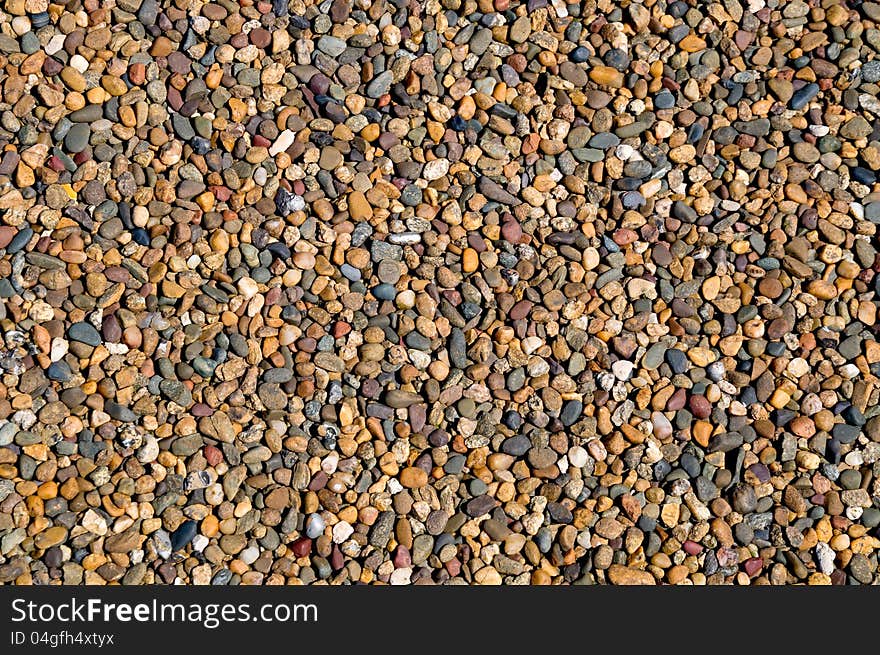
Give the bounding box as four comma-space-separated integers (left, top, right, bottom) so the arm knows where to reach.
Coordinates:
330, 546, 345, 570
0, 226, 14, 249
743, 557, 763, 577
393, 546, 411, 568
47, 156, 66, 172
683, 540, 702, 555
689, 395, 712, 419
292, 537, 312, 558
191, 403, 214, 417
210, 186, 232, 201
203, 445, 223, 466
666, 387, 687, 411
128, 63, 146, 85
509, 300, 533, 320
613, 228, 638, 246
264, 287, 282, 306
501, 218, 523, 243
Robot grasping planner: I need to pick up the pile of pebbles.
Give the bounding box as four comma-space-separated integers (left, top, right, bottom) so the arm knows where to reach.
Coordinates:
1, 0, 880, 586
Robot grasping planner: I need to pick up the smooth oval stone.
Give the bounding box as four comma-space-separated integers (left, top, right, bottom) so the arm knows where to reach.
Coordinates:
68, 322, 101, 346
171, 520, 197, 551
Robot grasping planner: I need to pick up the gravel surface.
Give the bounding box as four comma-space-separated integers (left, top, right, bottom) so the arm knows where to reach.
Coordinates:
1, 0, 880, 586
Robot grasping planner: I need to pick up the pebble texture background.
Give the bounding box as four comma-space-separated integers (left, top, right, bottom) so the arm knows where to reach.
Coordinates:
1, 0, 880, 586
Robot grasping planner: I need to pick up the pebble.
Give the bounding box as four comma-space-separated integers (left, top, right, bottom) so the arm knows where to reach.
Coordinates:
0, 0, 877, 590
305, 514, 325, 540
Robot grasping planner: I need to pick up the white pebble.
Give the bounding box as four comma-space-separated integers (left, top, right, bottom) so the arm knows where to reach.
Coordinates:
70, 54, 90, 73
396, 290, 416, 309
408, 350, 431, 370
240, 545, 260, 564
787, 357, 809, 378
190, 16, 210, 33
576, 531, 592, 549
615, 144, 634, 160
521, 336, 543, 355
390, 568, 412, 585
237, 277, 259, 299
50, 337, 68, 362
860, 93, 880, 116
321, 452, 339, 474
815, 542, 835, 574
550, 0, 568, 18
597, 371, 616, 391
387, 232, 421, 245
45, 34, 66, 55
612, 360, 635, 380
332, 521, 354, 543
422, 158, 450, 181
305, 513, 325, 539
840, 364, 860, 379
133, 205, 149, 227
13, 410, 36, 430
137, 436, 160, 464
568, 446, 588, 468
11, 16, 31, 35
269, 129, 296, 156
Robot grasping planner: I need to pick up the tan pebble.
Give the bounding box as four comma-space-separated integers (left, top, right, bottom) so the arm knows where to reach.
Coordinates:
348, 191, 373, 220
474, 566, 502, 584
458, 95, 476, 120
60, 67, 86, 92
589, 66, 624, 87
807, 280, 837, 300
101, 75, 127, 96
678, 34, 707, 52
399, 467, 428, 488
34, 526, 67, 549
462, 247, 479, 273
293, 252, 316, 270
607, 564, 655, 585
583, 247, 599, 270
